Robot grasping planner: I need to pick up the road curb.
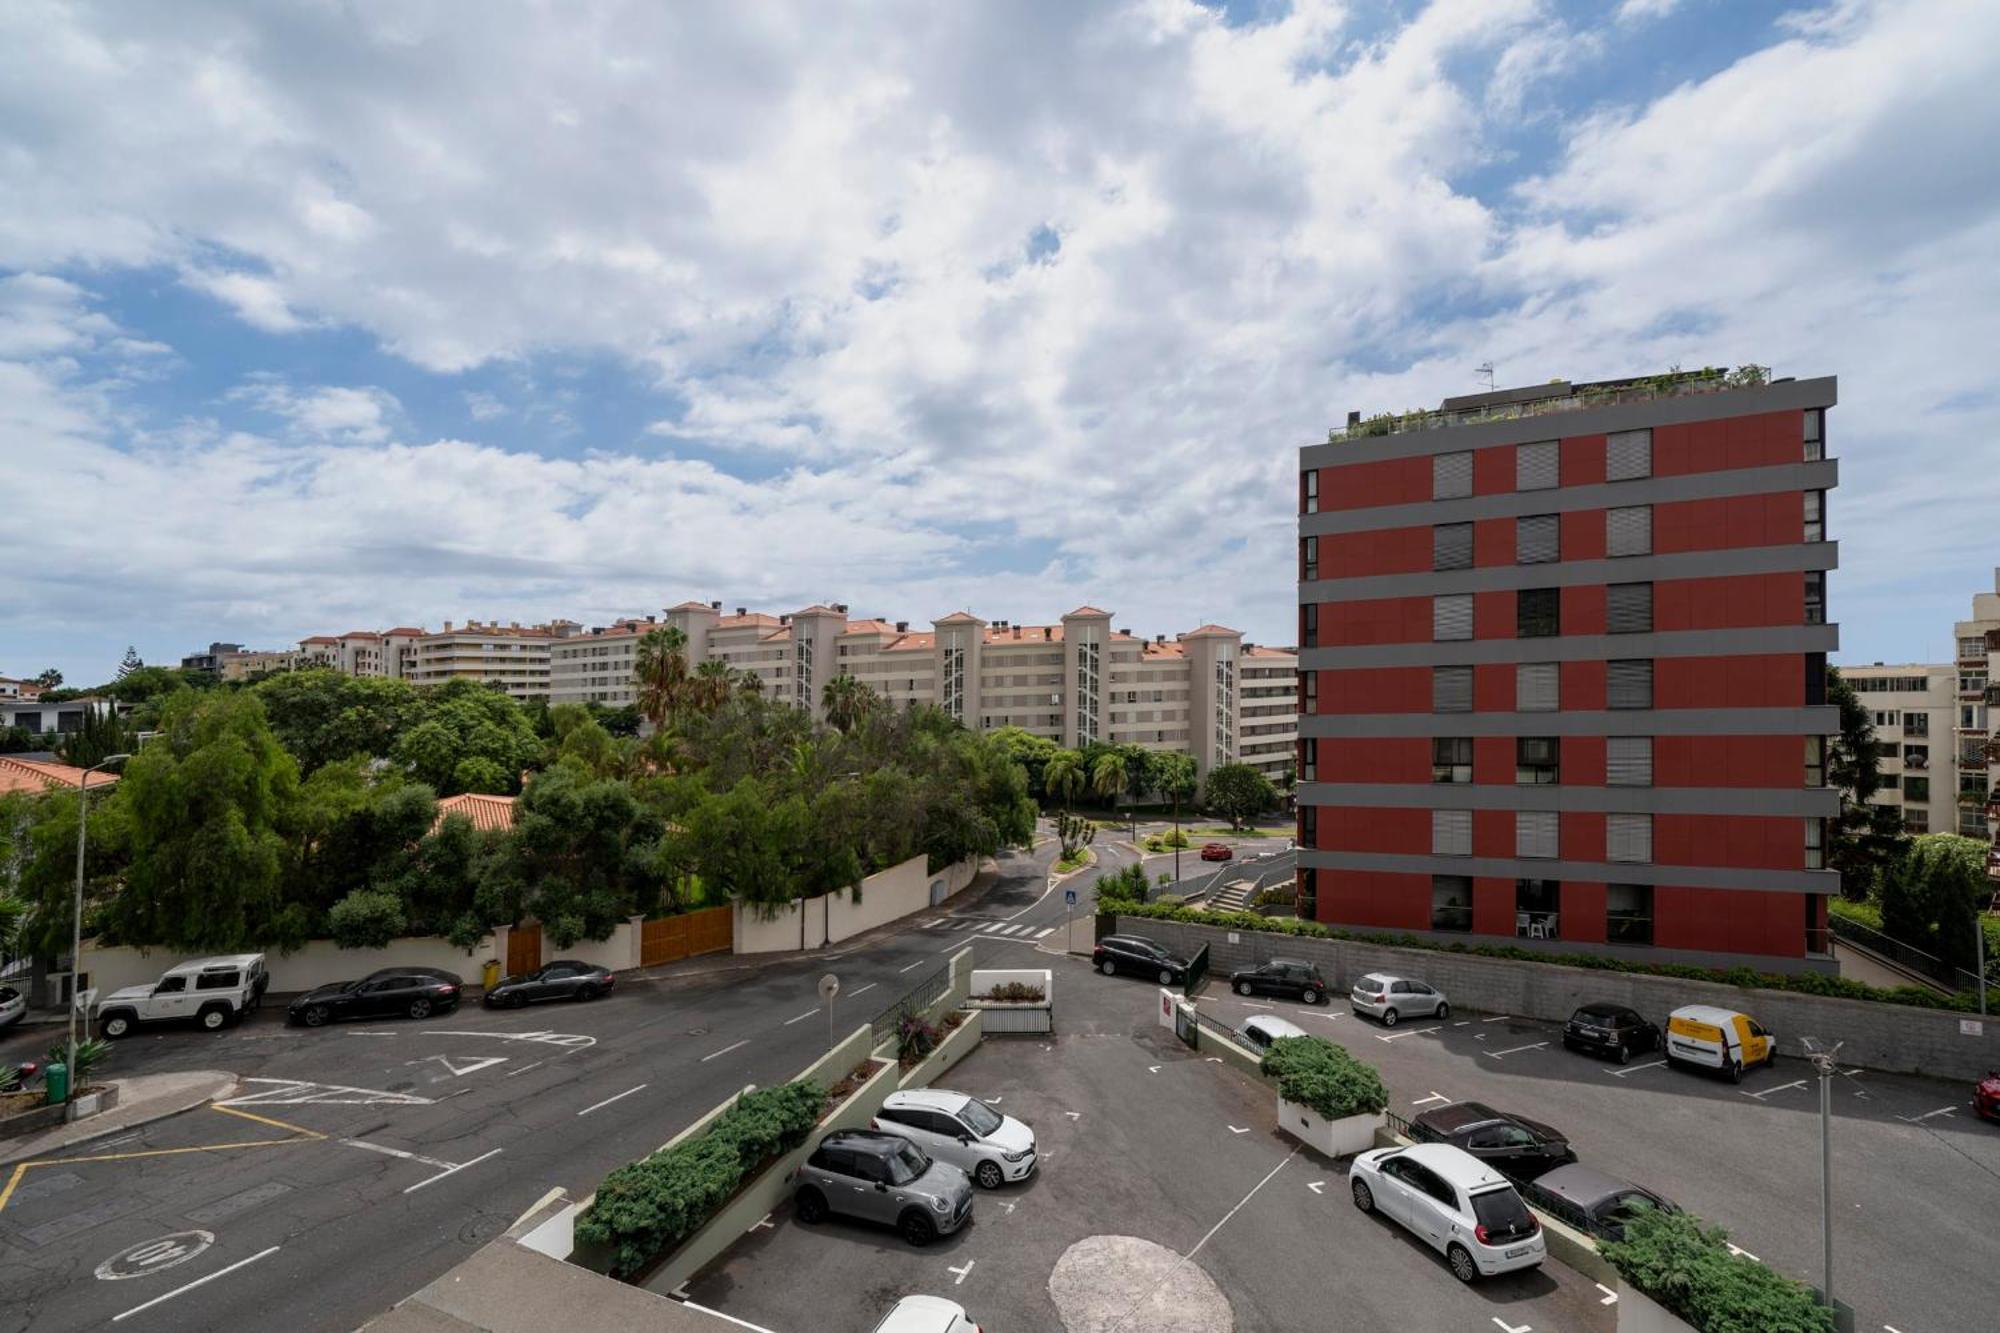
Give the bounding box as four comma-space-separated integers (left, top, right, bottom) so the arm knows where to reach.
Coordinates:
1, 1069, 239, 1165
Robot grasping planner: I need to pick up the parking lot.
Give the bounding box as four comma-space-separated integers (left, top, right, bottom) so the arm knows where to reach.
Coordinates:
676, 954, 1613, 1333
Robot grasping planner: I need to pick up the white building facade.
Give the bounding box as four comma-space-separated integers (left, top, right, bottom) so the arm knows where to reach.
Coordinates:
1842, 664, 1955, 837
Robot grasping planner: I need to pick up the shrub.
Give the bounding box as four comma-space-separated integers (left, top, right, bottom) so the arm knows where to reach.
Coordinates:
327, 889, 407, 949
1096, 863, 1150, 905
897, 1011, 942, 1065
47, 1037, 112, 1087
977, 981, 1046, 1003
1601, 1205, 1832, 1333
577, 1079, 827, 1278
1259, 1035, 1387, 1120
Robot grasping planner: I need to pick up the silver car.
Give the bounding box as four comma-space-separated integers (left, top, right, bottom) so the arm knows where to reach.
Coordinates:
793, 1129, 974, 1247
0, 984, 24, 1031
1350, 972, 1449, 1026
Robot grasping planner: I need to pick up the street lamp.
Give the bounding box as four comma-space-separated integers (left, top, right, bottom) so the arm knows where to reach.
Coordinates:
67, 753, 129, 1107
1804, 1037, 1844, 1313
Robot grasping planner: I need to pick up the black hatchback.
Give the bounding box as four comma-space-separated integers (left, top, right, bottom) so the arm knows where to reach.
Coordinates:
1562, 1003, 1661, 1064
288, 967, 463, 1026
483, 959, 615, 1007
1228, 958, 1329, 1005
1411, 1101, 1576, 1181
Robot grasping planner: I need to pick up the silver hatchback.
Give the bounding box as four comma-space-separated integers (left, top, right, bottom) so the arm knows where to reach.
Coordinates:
793, 1129, 974, 1247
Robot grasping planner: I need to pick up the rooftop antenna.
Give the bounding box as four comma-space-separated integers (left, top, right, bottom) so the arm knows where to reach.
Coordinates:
1475, 362, 1497, 393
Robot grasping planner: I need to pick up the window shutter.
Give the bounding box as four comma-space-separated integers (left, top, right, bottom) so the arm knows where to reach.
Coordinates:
1433, 451, 1473, 500
1607, 659, 1653, 709
1515, 811, 1558, 859
1607, 736, 1653, 786
1433, 666, 1473, 713
1606, 429, 1652, 481
1433, 594, 1474, 641
1432, 809, 1472, 856
1607, 813, 1652, 863
1607, 583, 1654, 634
1607, 505, 1651, 557
1516, 514, 1560, 564
1434, 523, 1473, 571
1516, 662, 1559, 712
1516, 440, 1559, 491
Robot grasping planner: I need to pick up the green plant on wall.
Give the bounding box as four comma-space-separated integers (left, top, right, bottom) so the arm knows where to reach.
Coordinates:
1600, 1205, 1831, 1333
1259, 1035, 1387, 1120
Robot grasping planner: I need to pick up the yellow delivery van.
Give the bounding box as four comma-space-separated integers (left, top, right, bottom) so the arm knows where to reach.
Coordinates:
1665, 1005, 1775, 1083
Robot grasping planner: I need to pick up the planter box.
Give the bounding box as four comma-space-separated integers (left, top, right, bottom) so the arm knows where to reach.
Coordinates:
967, 967, 1052, 1034
0, 1081, 120, 1140
899, 1009, 985, 1089
1616, 1285, 1695, 1333
1276, 1096, 1384, 1157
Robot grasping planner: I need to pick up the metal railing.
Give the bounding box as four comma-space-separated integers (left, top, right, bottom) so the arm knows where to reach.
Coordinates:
868, 961, 953, 1045
1826, 915, 1987, 991
1383, 1110, 1412, 1139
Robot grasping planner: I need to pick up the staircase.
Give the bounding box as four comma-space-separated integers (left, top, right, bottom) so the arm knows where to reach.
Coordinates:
1208, 878, 1257, 912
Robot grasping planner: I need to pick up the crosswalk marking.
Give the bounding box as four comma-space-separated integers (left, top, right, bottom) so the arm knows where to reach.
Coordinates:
1033, 927, 1054, 939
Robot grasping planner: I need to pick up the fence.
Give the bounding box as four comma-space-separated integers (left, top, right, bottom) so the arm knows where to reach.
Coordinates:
870, 962, 953, 1045
638, 907, 732, 968
1182, 942, 1211, 997
1828, 915, 1984, 991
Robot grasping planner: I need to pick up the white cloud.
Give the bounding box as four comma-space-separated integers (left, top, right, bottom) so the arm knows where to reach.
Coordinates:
1615, 0, 1681, 22
230, 377, 403, 445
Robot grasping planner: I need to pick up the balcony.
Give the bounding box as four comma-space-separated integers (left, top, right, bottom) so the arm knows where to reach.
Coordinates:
1515, 911, 1559, 941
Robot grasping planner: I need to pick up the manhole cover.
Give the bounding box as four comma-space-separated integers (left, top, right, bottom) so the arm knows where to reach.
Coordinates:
686, 1027, 709, 1037
457, 1214, 505, 1244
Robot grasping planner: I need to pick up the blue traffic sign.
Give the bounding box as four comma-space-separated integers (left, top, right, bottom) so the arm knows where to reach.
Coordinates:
1064, 888, 1078, 907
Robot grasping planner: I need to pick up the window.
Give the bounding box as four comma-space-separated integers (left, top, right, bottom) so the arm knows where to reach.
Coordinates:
195, 970, 241, 991
1303, 469, 1319, 514
1962, 672, 1988, 695
1433, 666, 1473, 713
1516, 878, 1560, 939
1433, 451, 1473, 500
1807, 653, 1827, 706
1516, 440, 1559, 491
1805, 818, 1825, 870
1804, 490, 1825, 542
1300, 603, 1318, 649
1606, 429, 1651, 481
1607, 736, 1653, 786
1517, 588, 1560, 638
1516, 811, 1559, 858
1303, 670, 1318, 712
1959, 636, 1986, 661
1516, 662, 1558, 712
1804, 735, 1826, 788
1434, 594, 1474, 641
1905, 712, 1929, 737
1905, 809, 1929, 834
1431, 875, 1472, 932
1432, 809, 1472, 857
1300, 804, 1317, 845
1433, 737, 1473, 783
1434, 522, 1473, 571
1607, 582, 1653, 634
1904, 775, 1930, 803
1605, 659, 1652, 710
1804, 570, 1825, 625
1516, 737, 1559, 785
1301, 737, 1317, 781
1607, 813, 1652, 863
1802, 409, 1823, 461
1517, 514, 1560, 564
1607, 883, 1652, 945
1302, 535, 1318, 582
1607, 505, 1651, 557
154, 975, 187, 994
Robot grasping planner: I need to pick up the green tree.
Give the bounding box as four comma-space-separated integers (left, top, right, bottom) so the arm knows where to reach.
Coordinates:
34, 668, 62, 690
389, 678, 540, 795
58, 705, 137, 769
1879, 833, 1990, 974
988, 726, 1059, 801
256, 670, 425, 775
480, 766, 662, 946
116, 645, 143, 678
633, 626, 691, 730
328, 889, 407, 948
1089, 751, 1127, 806
821, 673, 876, 733
1203, 762, 1277, 830
1043, 749, 1085, 811
1826, 667, 1906, 901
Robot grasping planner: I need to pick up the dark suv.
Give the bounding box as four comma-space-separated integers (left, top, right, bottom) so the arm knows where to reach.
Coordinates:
792, 1129, 974, 1247
1091, 934, 1190, 984
1561, 1003, 1660, 1065
1410, 1101, 1575, 1181
1229, 958, 1328, 1004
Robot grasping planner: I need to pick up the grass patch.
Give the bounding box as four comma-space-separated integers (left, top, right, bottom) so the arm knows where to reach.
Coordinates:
1053, 847, 1096, 873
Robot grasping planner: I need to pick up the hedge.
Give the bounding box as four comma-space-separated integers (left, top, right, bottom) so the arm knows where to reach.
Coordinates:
577, 1080, 828, 1278
1113, 901, 1983, 1013
1600, 1205, 1832, 1333
1259, 1035, 1388, 1120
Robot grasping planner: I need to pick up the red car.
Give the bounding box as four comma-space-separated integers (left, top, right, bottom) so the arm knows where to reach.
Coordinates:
1199, 842, 1233, 862
1977, 1071, 2000, 1123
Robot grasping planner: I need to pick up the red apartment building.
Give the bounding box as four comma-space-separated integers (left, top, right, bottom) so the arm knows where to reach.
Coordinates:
1295, 371, 1841, 972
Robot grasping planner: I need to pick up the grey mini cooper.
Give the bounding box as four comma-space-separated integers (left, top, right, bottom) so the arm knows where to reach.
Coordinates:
791, 1129, 974, 1246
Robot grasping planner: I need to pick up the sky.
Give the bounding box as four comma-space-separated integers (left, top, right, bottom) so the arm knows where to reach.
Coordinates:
2, 0, 1997, 686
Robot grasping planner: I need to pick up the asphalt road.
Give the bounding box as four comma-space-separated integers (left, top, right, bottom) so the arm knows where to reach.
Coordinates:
0, 837, 1095, 1333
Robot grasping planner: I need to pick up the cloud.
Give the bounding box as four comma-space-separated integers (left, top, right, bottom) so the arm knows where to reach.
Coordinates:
229, 377, 403, 445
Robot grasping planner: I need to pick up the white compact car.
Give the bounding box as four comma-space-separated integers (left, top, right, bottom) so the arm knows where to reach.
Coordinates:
0, 983, 25, 1030
1350, 1142, 1545, 1282
1349, 972, 1449, 1026
870, 1295, 981, 1333
1236, 1013, 1310, 1055
871, 1088, 1037, 1189
97, 954, 269, 1036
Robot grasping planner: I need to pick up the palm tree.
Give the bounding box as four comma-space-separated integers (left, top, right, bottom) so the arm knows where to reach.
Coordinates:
735, 669, 765, 699
633, 626, 691, 730
1044, 749, 1085, 812
822, 673, 874, 733
694, 659, 734, 715
1089, 752, 1126, 807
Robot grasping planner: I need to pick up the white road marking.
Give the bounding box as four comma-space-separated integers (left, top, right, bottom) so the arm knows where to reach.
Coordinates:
1182, 1147, 1297, 1262
1240, 1001, 1274, 1010
1596, 1283, 1619, 1305
1492, 1320, 1531, 1333
1724, 1242, 1760, 1262
900, 960, 925, 973
920, 918, 944, 928
505, 1060, 546, 1078
1375, 1025, 1443, 1042
93, 1132, 144, 1150
1306, 1181, 1325, 1194
996, 1200, 1016, 1214
578, 1084, 649, 1116
1482, 1014, 1513, 1023
1034, 928, 1054, 939
429, 1029, 595, 1049
1065, 1111, 1081, 1120
848, 983, 877, 998
982, 921, 1007, 933
1607, 1059, 1668, 1077
112, 1246, 280, 1322
783, 1009, 818, 1025
402, 1147, 502, 1194
1148, 1065, 1161, 1073
948, 1259, 975, 1285
346, 1030, 398, 1036
96, 1231, 215, 1281
412, 1053, 508, 1078
748, 1213, 773, 1232
1453, 1021, 1471, 1027
220, 1078, 433, 1107
1886, 1324, 1906, 1332
1412, 1092, 1451, 1107
1228, 1125, 1249, 1135
701, 1039, 751, 1062
340, 1138, 457, 1169
1738, 1079, 1808, 1101
1898, 1105, 1958, 1123
1483, 1042, 1549, 1060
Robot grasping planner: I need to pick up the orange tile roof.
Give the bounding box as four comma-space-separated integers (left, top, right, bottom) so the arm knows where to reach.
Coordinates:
1065, 605, 1112, 617
984, 624, 1063, 644
301, 635, 339, 644
432, 792, 517, 834
790, 604, 843, 616
1179, 624, 1241, 639
934, 611, 985, 625
667, 600, 719, 613
340, 631, 382, 641
1141, 642, 1187, 658
884, 633, 936, 652
1243, 644, 1297, 658
716, 614, 781, 629
840, 619, 900, 636
383, 626, 427, 637
0, 756, 122, 796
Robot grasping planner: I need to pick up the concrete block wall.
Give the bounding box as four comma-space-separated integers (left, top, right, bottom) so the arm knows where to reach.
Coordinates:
1120, 916, 2000, 1082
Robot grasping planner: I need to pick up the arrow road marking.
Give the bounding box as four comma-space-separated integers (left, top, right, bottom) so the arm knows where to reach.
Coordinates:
948, 1259, 975, 1286
1307, 1181, 1325, 1195
1228, 1126, 1249, 1134
1596, 1283, 1619, 1305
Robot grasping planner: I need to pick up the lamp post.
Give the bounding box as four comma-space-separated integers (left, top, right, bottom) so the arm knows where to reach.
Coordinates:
1804, 1038, 1843, 1313
67, 753, 130, 1106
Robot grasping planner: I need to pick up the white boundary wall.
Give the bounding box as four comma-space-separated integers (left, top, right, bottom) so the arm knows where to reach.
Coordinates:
732, 855, 979, 955
83, 933, 497, 997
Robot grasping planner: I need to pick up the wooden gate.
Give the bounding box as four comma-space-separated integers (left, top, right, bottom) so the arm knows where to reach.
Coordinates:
641, 906, 733, 968
506, 923, 542, 976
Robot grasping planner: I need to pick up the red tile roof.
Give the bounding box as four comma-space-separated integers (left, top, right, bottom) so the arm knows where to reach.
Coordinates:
300, 635, 340, 644
432, 792, 517, 834
984, 624, 1063, 644
340, 631, 382, 641
883, 633, 936, 652
716, 614, 781, 629
1179, 624, 1241, 639
934, 611, 985, 625
383, 626, 427, 637
1243, 644, 1297, 658
0, 756, 122, 796
1065, 605, 1112, 617
667, 600, 719, 613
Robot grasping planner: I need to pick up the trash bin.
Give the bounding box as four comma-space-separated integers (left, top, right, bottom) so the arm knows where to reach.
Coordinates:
44, 1060, 67, 1106
482, 960, 501, 990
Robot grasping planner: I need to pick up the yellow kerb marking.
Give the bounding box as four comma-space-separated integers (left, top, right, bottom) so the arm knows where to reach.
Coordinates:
0, 1104, 325, 1214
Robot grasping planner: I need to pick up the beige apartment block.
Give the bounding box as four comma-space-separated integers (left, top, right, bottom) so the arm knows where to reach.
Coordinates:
547, 617, 660, 707
1843, 663, 1955, 837
1953, 570, 2000, 844
406, 620, 578, 700
217, 648, 303, 681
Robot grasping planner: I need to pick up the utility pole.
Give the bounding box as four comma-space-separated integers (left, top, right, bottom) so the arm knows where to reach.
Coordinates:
1805, 1038, 1843, 1313
68, 754, 130, 1107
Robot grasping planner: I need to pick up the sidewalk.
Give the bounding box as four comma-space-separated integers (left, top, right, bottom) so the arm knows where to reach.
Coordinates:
1, 1069, 237, 1165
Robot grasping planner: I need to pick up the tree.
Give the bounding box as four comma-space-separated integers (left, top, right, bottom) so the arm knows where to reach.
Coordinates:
988, 726, 1059, 800
633, 626, 691, 730
480, 766, 663, 946
821, 673, 876, 733
389, 678, 540, 795
116, 646, 143, 678
692, 659, 735, 715
1826, 667, 1906, 901
256, 670, 424, 775
1043, 749, 1085, 811
1203, 762, 1277, 830
1055, 810, 1096, 861
58, 706, 136, 769
33, 669, 61, 690
1151, 751, 1199, 852
1880, 833, 1990, 974
1089, 751, 1126, 806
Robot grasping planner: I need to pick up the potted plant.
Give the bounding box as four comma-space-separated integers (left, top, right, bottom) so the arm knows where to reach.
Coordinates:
1260, 1036, 1388, 1156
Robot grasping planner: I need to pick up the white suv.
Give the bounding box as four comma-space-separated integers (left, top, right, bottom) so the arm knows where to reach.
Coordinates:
871, 1088, 1037, 1189
1349, 972, 1448, 1026
1350, 1142, 1545, 1282
98, 954, 269, 1037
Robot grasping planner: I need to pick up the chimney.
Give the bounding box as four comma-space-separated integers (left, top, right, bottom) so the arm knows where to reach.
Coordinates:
780, 614, 791, 625
510, 621, 520, 630
834, 603, 847, 613
444, 620, 454, 631
896, 621, 908, 633
1012, 625, 1021, 639
1042, 627, 1052, 641
736, 607, 747, 617
647, 614, 656, 623
1156, 633, 1165, 643
1347, 409, 1361, 427
711, 600, 721, 611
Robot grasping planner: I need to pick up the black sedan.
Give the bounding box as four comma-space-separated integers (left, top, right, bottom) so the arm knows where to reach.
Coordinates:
1229, 958, 1329, 1004
1561, 1002, 1661, 1064
288, 967, 463, 1026
483, 959, 615, 1007
1410, 1101, 1575, 1181
1091, 934, 1190, 985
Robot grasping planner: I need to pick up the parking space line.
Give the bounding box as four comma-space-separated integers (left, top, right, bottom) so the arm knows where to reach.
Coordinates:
1412, 1091, 1451, 1107
1182, 1146, 1297, 1262
1606, 1059, 1667, 1077
701, 1039, 751, 1062
1491, 1319, 1530, 1333
947, 1259, 974, 1285
402, 1147, 502, 1195
1897, 1105, 1958, 1123
112, 1245, 280, 1322
1738, 1079, 1808, 1101
1483, 1041, 1548, 1060
1482, 1014, 1513, 1022
578, 1084, 649, 1116
1374, 1025, 1442, 1042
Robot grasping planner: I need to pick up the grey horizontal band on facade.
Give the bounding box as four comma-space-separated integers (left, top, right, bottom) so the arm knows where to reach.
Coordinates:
1299, 623, 1838, 671
1298, 376, 1838, 469
1300, 460, 1839, 538
1300, 540, 1837, 605
1298, 782, 1840, 818
1297, 847, 1839, 895
1300, 706, 1839, 739
1287, 923, 1831, 976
